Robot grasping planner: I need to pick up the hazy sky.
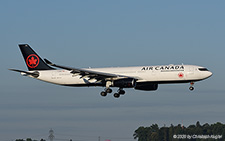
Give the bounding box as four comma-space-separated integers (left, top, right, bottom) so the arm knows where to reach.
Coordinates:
1, 1, 225, 141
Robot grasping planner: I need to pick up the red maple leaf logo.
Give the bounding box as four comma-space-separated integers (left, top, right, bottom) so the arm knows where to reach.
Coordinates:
29, 57, 37, 65
178, 72, 184, 78
26, 54, 39, 68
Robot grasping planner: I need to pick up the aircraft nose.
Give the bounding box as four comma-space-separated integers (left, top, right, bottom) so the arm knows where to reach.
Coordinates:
208, 71, 213, 77
198, 67, 213, 79
205, 71, 213, 78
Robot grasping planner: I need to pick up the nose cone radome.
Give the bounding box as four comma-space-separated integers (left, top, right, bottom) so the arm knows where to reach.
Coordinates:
208, 71, 213, 77
204, 71, 213, 79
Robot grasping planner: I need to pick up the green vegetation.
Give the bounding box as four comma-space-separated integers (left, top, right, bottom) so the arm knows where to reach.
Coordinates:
133, 122, 225, 141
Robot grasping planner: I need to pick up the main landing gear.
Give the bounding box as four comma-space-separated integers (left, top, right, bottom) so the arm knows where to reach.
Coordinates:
113, 88, 125, 98
100, 88, 112, 97
189, 82, 194, 91
100, 88, 125, 98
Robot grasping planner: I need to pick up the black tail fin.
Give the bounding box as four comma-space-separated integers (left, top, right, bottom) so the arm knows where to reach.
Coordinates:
19, 44, 54, 71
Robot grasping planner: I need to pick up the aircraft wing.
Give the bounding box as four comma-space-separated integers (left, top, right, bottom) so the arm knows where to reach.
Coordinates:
44, 59, 135, 81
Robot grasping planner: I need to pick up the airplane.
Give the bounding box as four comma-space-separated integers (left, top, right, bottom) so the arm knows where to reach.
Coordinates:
9, 44, 213, 98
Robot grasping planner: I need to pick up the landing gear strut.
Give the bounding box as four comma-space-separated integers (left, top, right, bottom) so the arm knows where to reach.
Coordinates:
189, 82, 194, 91
100, 81, 113, 97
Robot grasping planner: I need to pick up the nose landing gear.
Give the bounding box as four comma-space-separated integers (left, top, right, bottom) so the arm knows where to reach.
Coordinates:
189, 82, 194, 91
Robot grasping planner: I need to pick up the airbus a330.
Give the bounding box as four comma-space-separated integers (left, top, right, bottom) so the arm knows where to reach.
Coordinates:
10, 44, 213, 98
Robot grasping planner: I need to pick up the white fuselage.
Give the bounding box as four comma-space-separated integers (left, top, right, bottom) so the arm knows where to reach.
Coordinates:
26, 65, 212, 87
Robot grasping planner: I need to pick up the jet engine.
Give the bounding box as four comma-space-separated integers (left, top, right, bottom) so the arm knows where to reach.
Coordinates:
135, 82, 158, 91
112, 78, 136, 88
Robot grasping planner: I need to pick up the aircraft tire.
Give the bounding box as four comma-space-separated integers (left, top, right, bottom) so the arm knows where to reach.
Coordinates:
118, 89, 125, 95
100, 91, 107, 97
189, 86, 194, 91
114, 93, 120, 98
106, 88, 112, 93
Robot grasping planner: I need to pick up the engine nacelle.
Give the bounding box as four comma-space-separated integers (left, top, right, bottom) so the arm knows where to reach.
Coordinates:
112, 78, 135, 88
135, 82, 158, 91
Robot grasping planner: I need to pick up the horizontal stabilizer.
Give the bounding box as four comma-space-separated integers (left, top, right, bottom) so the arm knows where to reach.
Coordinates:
9, 69, 39, 77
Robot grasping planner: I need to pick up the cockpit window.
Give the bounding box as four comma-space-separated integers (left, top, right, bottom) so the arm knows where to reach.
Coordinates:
198, 68, 209, 71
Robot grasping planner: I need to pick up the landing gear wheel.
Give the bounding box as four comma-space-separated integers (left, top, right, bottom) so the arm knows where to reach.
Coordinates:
118, 89, 125, 95
118, 88, 125, 95
189, 86, 194, 91
114, 93, 120, 98
189, 82, 194, 91
100, 91, 107, 97
106, 88, 112, 93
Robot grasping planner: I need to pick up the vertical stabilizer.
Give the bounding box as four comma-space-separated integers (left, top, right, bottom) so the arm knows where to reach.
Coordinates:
19, 44, 54, 71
